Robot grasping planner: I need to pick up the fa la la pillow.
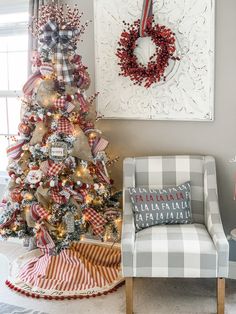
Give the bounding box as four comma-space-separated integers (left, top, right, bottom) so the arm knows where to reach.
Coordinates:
128, 181, 192, 232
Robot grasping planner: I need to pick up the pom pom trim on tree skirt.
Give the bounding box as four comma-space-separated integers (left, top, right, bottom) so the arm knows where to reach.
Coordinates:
6, 241, 124, 299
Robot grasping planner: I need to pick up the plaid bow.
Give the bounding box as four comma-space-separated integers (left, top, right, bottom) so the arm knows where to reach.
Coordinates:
54, 98, 75, 113
83, 208, 107, 236
57, 117, 74, 135
54, 98, 66, 110
50, 187, 67, 205
47, 162, 64, 177
30, 204, 48, 222
95, 161, 111, 184
39, 20, 79, 84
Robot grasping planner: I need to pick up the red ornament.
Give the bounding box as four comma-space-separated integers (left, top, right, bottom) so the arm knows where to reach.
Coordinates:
18, 122, 31, 135
116, 16, 179, 88
66, 94, 72, 102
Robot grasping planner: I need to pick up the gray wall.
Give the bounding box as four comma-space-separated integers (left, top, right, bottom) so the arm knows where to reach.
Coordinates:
65, 0, 236, 261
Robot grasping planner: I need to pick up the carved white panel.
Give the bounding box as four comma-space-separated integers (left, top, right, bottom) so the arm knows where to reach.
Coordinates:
94, 0, 215, 121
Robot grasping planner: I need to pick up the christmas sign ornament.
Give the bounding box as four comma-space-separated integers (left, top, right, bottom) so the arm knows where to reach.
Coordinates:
116, 0, 179, 88
49, 142, 68, 161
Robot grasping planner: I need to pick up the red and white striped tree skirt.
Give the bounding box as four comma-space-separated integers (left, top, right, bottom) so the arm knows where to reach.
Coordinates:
6, 242, 124, 299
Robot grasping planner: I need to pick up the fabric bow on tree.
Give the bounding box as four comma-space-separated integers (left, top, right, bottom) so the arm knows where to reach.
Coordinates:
39, 20, 79, 84
36, 223, 55, 255
83, 208, 107, 236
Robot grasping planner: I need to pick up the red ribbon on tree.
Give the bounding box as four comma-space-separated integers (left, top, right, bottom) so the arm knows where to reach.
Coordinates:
50, 187, 67, 205
47, 162, 64, 177
140, 0, 153, 37
57, 117, 74, 135
83, 208, 107, 236
30, 204, 49, 222
36, 224, 55, 255
76, 93, 89, 113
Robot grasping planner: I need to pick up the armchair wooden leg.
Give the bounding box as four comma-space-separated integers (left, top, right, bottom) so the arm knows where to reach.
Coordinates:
126, 277, 133, 314
217, 278, 225, 314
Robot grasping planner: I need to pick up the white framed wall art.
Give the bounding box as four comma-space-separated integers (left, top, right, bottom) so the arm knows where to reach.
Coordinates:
94, 0, 215, 121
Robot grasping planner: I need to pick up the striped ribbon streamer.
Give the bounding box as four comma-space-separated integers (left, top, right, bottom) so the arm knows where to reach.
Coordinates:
140, 0, 153, 37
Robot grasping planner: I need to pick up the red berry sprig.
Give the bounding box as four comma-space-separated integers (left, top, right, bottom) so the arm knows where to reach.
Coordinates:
116, 16, 180, 88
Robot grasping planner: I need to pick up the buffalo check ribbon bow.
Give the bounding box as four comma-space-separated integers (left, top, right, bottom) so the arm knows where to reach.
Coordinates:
50, 186, 81, 205
83, 208, 107, 236
39, 20, 79, 84
30, 204, 49, 222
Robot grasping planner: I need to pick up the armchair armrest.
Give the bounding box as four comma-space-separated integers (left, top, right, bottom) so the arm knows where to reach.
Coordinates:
122, 189, 135, 250
121, 158, 136, 277
204, 156, 229, 278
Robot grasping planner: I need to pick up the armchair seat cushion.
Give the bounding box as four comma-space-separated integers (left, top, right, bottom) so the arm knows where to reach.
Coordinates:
133, 223, 217, 278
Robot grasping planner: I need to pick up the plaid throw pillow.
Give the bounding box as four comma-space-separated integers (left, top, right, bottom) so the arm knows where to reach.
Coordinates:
128, 181, 192, 232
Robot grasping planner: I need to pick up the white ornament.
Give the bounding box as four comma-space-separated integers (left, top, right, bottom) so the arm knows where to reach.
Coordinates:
15, 178, 21, 184
94, 183, 99, 190
40, 62, 54, 77
50, 180, 55, 187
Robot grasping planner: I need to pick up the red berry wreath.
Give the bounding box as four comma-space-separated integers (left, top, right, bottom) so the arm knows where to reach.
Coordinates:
116, 16, 180, 88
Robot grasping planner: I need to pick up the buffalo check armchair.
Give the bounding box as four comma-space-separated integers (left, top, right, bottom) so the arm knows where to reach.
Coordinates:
122, 156, 229, 314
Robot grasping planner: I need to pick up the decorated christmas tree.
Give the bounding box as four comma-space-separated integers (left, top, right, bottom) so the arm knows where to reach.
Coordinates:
0, 4, 123, 298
